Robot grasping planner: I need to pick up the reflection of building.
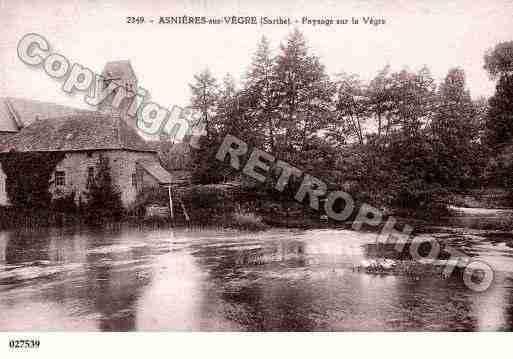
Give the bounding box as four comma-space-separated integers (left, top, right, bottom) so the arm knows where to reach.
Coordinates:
0, 233, 7, 263
88, 249, 147, 331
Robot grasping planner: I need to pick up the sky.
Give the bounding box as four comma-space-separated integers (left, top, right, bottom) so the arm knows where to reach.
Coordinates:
1, 0, 512, 111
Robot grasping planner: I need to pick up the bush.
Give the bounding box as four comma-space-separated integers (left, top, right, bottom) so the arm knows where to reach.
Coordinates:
83, 155, 124, 223
179, 184, 236, 211
383, 177, 449, 217
135, 187, 169, 206
0, 152, 65, 210
51, 191, 78, 214
231, 211, 268, 231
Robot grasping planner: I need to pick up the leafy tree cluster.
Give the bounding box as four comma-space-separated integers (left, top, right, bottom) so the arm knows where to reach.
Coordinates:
187, 29, 505, 211
189, 30, 335, 184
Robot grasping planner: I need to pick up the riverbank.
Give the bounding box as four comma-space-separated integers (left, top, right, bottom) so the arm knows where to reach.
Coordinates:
2, 184, 513, 233
449, 188, 513, 209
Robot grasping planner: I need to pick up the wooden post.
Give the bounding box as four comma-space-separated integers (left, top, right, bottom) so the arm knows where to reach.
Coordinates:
168, 185, 174, 219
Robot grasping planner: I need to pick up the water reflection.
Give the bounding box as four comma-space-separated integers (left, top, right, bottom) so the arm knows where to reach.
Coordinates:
0, 224, 512, 331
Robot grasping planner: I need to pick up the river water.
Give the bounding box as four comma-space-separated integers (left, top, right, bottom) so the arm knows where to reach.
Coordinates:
1, 207, 513, 331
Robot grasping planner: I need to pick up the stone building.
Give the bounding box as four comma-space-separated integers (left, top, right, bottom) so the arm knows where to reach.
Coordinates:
0, 112, 173, 208
0, 60, 189, 209
0, 97, 97, 206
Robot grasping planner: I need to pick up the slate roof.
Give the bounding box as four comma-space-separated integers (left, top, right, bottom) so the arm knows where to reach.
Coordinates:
102, 60, 137, 81
0, 113, 155, 153
0, 97, 92, 132
0, 99, 20, 132
137, 159, 174, 185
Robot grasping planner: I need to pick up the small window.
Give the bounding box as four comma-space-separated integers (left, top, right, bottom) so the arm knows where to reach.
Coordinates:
132, 173, 137, 187
55, 171, 65, 186
87, 167, 94, 183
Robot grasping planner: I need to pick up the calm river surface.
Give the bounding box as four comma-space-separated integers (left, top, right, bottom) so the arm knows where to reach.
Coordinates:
1, 207, 513, 331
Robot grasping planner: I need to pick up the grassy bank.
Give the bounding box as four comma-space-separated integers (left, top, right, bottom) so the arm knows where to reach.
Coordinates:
4, 183, 510, 231
449, 188, 513, 209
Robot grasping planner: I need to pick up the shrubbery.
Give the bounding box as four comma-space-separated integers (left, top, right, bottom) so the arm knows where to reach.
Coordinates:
231, 211, 268, 231
82, 155, 124, 223
0, 152, 65, 210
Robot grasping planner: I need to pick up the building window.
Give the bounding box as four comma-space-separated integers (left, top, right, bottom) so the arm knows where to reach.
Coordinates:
55, 171, 65, 186
132, 173, 137, 187
87, 167, 94, 184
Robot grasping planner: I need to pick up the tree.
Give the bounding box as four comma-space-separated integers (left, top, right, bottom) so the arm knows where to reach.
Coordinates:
244, 36, 279, 152
330, 72, 369, 145
367, 65, 395, 142
389, 66, 437, 139
486, 75, 513, 148
484, 41, 513, 80
189, 69, 222, 183
484, 41, 513, 149
189, 68, 219, 137
84, 155, 123, 222
273, 29, 335, 160
431, 68, 480, 186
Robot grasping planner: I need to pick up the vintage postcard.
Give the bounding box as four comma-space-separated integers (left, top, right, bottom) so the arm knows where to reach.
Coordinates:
0, 0, 513, 354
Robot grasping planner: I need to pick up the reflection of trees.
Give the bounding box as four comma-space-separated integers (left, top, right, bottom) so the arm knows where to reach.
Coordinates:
0, 233, 8, 263
363, 240, 451, 261
2, 227, 154, 331
218, 278, 318, 331
195, 239, 318, 330
392, 274, 477, 330
4, 229, 51, 264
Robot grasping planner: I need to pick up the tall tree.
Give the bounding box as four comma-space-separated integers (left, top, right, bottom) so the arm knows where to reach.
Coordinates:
273, 29, 335, 160
189, 68, 219, 137
367, 65, 395, 142
484, 41, 513, 80
330, 72, 369, 145
216, 73, 237, 134
216, 73, 262, 146
244, 36, 278, 152
388, 66, 436, 139
431, 68, 479, 186
486, 76, 513, 148
484, 41, 513, 149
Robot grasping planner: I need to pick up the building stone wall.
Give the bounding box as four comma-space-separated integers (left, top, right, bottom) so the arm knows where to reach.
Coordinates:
0, 163, 8, 206
50, 150, 158, 208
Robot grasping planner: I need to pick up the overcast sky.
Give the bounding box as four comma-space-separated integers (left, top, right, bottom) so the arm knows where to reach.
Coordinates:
1, 0, 512, 111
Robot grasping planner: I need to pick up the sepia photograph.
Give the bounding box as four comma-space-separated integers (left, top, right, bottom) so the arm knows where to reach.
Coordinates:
1, 0, 513, 353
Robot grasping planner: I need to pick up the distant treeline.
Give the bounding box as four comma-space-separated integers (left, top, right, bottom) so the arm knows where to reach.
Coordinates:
186, 30, 513, 213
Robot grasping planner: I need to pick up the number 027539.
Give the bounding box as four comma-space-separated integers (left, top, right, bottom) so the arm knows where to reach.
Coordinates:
9, 339, 40, 349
